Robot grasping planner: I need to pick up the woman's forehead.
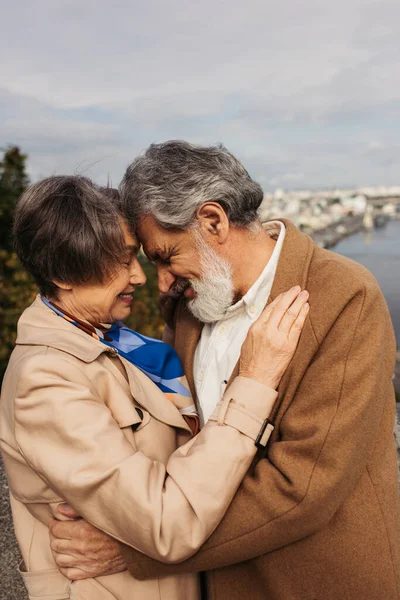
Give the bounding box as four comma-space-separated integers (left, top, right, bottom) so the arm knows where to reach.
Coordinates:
120, 219, 139, 249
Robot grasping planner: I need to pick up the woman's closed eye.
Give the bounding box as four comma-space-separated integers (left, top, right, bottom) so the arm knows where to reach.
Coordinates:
121, 250, 139, 267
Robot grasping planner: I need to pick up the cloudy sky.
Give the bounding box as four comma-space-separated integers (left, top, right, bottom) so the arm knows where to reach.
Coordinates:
1, 0, 399, 189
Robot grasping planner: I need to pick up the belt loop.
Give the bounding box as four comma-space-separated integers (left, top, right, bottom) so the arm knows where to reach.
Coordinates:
217, 395, 232, 426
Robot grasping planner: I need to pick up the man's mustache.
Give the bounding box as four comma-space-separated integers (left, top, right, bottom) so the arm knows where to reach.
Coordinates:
161, 279, 191, 299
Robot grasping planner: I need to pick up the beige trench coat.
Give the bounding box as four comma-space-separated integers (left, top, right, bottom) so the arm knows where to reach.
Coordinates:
0, 296, 276, 600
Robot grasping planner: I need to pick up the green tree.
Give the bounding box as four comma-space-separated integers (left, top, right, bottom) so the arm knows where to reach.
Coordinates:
0, 147, 29, 251
125, 256, 164, 339
0, 147, 36, 382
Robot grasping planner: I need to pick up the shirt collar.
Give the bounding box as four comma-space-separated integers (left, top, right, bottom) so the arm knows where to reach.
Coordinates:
222, 220, 286, 320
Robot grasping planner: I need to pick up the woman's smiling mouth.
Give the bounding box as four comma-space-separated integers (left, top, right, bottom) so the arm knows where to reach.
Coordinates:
118, 292, 134, 304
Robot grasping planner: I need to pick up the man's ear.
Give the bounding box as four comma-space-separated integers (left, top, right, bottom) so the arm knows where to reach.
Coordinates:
196, 202, 229, 243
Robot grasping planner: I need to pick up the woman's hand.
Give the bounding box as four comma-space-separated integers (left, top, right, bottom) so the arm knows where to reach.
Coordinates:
239, 286, 309, 389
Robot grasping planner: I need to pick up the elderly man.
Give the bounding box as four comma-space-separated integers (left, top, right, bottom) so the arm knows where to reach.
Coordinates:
50, 142, 400, 599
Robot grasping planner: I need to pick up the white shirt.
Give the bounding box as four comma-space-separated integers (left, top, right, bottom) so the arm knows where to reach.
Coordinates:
194, 221, 286, 424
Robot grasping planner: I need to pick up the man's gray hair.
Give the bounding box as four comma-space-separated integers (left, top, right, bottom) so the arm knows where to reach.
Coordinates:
120, 141, 264, 230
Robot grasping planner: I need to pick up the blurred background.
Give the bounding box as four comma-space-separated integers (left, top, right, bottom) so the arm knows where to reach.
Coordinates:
1, 1, 399, 597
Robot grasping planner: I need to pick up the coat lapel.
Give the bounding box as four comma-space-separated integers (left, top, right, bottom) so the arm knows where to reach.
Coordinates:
121, 358, 192, 433
226, 219, 315, 388
174, 300, 203, 402
269, 219, 315, 300
260, 220, 317, 420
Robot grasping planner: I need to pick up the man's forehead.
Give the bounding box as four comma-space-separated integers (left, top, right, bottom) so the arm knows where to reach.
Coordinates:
137, 215, 163, 238
137, 215, 180, 250
137, 227, 167, 253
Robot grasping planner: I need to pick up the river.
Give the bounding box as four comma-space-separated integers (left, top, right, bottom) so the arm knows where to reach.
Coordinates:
332, 219, 400, 348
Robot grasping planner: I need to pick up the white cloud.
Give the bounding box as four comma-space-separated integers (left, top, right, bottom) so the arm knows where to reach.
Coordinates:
367, 140, 386, 152
1, 0, 400, 188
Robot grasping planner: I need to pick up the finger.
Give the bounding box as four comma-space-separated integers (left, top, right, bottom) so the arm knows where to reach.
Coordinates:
48, 518, 81, 540
159, 294, 179, 328
267, 286, 302, 329
279, 290, 309, 333
50, 536, 85, 556
59, 567, 92, 581
57, 503, 81, 519
48, 518, 70, 540
256, 292, 285, 323
52, 551, 81, 568
288, 302, 310, 341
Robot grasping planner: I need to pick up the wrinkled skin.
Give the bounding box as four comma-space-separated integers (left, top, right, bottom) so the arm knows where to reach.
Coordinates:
49, 512, 126, 581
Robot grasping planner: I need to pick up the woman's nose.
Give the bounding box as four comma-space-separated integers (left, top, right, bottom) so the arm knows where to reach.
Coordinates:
131, 263, 147, 286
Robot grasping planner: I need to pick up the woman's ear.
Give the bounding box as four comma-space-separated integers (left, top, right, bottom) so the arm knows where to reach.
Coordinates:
195, 202, 229, 243
52, 281, 73, 291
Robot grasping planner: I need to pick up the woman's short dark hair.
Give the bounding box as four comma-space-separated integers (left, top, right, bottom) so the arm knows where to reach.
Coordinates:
13, 176, 127, 298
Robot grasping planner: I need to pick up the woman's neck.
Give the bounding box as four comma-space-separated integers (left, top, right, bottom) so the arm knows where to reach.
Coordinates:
48, 295, 99, 326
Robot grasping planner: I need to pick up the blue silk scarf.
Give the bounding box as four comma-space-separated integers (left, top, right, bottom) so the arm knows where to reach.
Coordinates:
41, 296, 197, 417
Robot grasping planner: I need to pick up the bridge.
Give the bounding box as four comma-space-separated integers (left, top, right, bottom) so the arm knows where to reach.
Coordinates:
365, 195, 400, 209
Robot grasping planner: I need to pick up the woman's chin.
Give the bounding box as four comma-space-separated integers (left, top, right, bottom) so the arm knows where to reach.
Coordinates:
120, 306, 133, 318
112, 303, 133, 322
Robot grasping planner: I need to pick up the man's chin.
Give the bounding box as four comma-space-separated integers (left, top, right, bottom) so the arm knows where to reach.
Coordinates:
186, 298, 223, 324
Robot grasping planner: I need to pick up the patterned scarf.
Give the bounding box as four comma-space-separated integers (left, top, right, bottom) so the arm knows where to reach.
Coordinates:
41, 297, 198, 431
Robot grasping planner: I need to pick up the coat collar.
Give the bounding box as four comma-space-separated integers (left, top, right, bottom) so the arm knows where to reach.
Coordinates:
268, 218, 314, 300
174, 219, 316, 401
16, 296, 111, 363
16, 296, 191, 433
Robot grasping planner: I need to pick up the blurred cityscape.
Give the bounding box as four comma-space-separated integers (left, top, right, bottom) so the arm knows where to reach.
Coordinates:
260, 185, 400, 248
261, 185, 400, 397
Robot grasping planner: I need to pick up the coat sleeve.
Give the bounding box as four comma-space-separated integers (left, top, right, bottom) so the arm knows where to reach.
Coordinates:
13, 353, 276, 564
122, 275, 397, 577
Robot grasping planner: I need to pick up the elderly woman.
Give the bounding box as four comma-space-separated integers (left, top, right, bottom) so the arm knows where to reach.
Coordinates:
0, 176, 309, 600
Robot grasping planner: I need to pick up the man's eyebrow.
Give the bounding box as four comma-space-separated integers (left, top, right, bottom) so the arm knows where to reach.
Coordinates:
148, 245, 174, 261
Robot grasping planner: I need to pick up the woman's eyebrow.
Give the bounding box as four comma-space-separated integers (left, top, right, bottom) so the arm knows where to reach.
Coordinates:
125, 243, 140, 255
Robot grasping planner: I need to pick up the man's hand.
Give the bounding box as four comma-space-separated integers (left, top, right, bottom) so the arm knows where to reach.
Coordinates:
159, 291, 180, 330
49, 513, 127, 581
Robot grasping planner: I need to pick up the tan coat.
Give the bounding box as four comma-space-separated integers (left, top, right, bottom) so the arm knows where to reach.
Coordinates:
123, 220, 400, 600
0, 296, 277, 600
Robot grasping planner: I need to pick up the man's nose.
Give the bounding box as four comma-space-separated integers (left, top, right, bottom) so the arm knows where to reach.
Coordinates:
158, 269, 175, 293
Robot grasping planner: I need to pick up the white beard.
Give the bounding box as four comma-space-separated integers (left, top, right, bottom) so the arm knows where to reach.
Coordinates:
187, 230, 234, 323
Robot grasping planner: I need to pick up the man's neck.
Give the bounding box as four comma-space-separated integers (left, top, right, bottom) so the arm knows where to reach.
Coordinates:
230, 224, 277, 300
